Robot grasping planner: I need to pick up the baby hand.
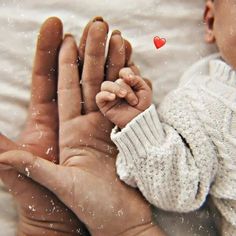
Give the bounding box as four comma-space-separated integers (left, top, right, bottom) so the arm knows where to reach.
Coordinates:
96, 67, 152, 128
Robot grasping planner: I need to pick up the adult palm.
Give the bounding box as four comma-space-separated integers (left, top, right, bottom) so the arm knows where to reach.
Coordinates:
0, 17, 87, 235
0, 20, 165, 236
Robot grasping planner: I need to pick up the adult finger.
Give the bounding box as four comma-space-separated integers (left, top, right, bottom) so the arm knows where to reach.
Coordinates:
0, 134, 17, 154
0, 151, 55, 204
123, 39, 141, 75
0, 151, 63, 196
31, 17, 63, 106
78, 17, 108, 71
124, 39, 132, 66
0, 167, 37, 202
81, 20, 109, 113
143, 78, 153, 90
77, 20, 92, 77
105, 30, 126, 82
58, 35, 82, 122
0, 150, 77, 215
129, 62, 141, 76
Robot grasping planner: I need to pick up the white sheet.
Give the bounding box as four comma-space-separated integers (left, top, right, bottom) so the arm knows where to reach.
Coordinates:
0, 0, 217, 235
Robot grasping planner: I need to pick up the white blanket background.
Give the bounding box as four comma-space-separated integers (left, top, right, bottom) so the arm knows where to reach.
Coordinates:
0, 0, 217, 235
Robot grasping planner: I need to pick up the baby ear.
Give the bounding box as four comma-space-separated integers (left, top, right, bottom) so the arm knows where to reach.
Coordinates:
204, 0, 215, 43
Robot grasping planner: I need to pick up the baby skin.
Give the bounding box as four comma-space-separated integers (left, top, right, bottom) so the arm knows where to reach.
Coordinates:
0, 17, 166, 236
97, 1, 236, 235
96, 68, 152, 129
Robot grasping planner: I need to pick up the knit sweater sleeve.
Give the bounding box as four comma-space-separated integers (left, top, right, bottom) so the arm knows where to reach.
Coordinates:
111, 92, 218, 212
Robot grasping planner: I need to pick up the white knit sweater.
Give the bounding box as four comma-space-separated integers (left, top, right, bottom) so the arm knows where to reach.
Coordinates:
111, 54, 236, 236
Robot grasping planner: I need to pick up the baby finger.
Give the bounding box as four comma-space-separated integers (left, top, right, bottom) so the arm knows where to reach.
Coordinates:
96, 91, 116, 108
115, 79, 138, 106
101, 81, 127, 98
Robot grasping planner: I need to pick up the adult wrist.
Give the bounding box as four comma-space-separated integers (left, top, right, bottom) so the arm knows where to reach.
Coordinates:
17, 223, 82, 236
17, 214, 88, 236
120, 222, 166, 236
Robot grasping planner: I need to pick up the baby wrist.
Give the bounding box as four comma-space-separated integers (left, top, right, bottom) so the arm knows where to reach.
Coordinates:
111, 104, 165, 156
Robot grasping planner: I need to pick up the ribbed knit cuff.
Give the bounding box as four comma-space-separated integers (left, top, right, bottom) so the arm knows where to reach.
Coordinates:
111, 104, 165, 187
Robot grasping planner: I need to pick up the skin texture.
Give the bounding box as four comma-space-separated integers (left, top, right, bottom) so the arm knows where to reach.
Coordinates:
96, 67, 152, 129
0, 17, 165, 236
204, 0, 236, 68
0, 17, 88, 236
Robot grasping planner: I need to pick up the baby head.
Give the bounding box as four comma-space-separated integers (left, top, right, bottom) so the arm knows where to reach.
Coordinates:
204, 0, 236, 68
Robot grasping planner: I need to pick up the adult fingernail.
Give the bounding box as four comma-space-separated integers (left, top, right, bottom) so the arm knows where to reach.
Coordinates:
92, 17, 109, 33
112, 30, 121, 36
64, 33, 73, 39
93, 16, 104, 22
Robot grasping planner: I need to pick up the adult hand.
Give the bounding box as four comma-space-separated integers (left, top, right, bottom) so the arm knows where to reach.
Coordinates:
0, 18, 165, 236
0, 17, 88, 235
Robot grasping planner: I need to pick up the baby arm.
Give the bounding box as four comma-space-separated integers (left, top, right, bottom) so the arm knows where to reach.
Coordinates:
109, 88, 218, 213
96, 68, 152, 128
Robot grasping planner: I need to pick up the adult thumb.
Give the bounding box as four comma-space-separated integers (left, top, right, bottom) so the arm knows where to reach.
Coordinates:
0, 134, 17, 154
0, 150, 63, 195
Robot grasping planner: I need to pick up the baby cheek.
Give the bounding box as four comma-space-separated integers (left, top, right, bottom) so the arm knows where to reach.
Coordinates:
216, 27, 236, 68
214, 2, 236, 67
221, 48, 236, 70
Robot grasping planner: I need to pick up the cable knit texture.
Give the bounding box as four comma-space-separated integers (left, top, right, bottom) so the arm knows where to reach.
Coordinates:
111, 54, 236, 236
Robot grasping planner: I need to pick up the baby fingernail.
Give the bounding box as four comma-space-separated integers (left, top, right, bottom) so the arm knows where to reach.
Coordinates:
131, 98, 138, 105
128, 74, 135, 79
119, 89, 127, 96
109, 93, 116, 99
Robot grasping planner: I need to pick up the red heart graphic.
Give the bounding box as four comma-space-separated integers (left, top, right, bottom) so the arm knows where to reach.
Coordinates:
153, 36, 166, 49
